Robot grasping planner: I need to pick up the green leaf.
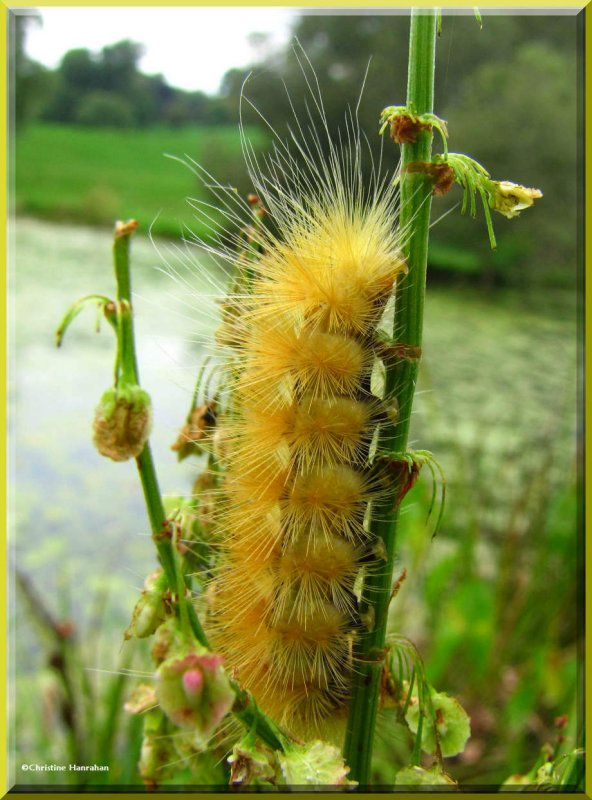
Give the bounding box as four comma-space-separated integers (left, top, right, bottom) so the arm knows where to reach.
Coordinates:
55, 294, 114, 347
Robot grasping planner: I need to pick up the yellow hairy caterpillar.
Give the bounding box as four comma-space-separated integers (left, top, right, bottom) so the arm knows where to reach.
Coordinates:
186, 58, 408, 740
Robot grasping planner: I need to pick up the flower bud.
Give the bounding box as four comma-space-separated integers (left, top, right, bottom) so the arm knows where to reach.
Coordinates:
182, 668, 204, 698
124, 569, 167, 640
93, 385, 152, 461
156, 640, 235, 750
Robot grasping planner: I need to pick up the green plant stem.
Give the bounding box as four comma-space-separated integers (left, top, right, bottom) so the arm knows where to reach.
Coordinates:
231, 689, 286, 752
113, 227, 286, 753
113, 229, 207, 648
343, 10, 437, 784
112, 231, 176, 589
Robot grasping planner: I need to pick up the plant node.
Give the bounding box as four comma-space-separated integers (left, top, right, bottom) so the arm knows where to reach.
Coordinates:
380, 105, 449, 155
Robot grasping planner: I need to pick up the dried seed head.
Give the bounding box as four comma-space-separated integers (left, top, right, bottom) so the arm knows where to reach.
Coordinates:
171, 401, 217, 460
488, 180, 543, 219
404, 160, 455, 196
93, 385, 152, 461
389, 113, 433, 144
114, 219, 139, 238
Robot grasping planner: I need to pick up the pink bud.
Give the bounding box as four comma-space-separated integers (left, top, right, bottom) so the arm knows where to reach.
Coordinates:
182, 669, 204, 699
199, 654, 224, 673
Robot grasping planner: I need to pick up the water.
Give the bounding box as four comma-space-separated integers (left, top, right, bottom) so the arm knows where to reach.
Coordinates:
8, 217, 580, 785
10, 218, 579, 629
10, 218, 225, 640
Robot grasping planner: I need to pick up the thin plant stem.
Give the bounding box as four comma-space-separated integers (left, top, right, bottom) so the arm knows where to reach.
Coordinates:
112, 227, 285, 753
343, 10, 437, 784
113, 229, 204, 640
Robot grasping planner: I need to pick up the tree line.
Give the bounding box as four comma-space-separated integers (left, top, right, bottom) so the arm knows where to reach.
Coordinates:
14, 12, 580, 288
13, 19, 233, 129
220, 13, 580, 290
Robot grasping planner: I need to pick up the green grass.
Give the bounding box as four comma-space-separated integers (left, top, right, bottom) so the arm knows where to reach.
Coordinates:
14, 123, 269, 238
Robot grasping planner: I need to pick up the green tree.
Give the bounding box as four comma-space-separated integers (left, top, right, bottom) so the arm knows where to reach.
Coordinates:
220, 13, 579, 288
437, 39, 578, 288
10, 11, 54, 129
75, 90, 135, 127
41, 38, 227, 129
44, 40, 146, 125
43, 48, 99, 123
99, 39, 144, 93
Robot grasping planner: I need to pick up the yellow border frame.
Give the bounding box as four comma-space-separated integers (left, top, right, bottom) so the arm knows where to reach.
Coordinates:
1, 4, 7, 798
0, 3, 587, 799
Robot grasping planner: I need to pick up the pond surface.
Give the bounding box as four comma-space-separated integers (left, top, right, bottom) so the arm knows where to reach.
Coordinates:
10, 218, 579, 629
9, 218, 580, 782
9, 214, 577, 656
10, 219, 226, 642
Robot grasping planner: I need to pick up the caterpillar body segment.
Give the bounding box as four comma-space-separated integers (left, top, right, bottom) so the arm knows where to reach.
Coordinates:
195, 81, 407, 739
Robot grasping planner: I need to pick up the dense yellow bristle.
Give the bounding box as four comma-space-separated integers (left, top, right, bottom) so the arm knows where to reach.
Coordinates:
283, 466, 368, 547
222, 502, 283, 561
294, 330, 367, 398
199, 91, 405, 740
256, 199, 406, 334
234, 367, 295, 412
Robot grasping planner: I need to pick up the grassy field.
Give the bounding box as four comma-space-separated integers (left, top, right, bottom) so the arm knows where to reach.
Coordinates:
11, 215, 581, 788
14, 123, 269, 238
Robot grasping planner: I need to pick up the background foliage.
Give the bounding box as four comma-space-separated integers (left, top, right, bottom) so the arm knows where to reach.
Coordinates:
13, 12, 580, 289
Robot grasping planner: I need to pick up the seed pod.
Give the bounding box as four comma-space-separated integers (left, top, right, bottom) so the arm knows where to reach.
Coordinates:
404, 686, 471, 757
124, 569, 167, 640
92, 384, 152, 461
278, 740, 356, 786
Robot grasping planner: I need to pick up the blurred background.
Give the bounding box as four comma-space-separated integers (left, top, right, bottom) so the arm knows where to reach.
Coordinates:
9, 7, 582, 789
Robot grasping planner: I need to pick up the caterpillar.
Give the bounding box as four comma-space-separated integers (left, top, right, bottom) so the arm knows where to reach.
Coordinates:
185, 57, 408, 742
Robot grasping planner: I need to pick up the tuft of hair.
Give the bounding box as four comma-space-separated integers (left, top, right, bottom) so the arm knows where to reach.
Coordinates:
186, 47, 407, 742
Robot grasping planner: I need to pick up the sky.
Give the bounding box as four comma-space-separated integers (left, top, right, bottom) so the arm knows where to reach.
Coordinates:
23, 7, 298, 95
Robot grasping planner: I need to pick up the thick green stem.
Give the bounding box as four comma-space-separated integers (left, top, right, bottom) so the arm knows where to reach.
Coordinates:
343, 10, 437, 784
